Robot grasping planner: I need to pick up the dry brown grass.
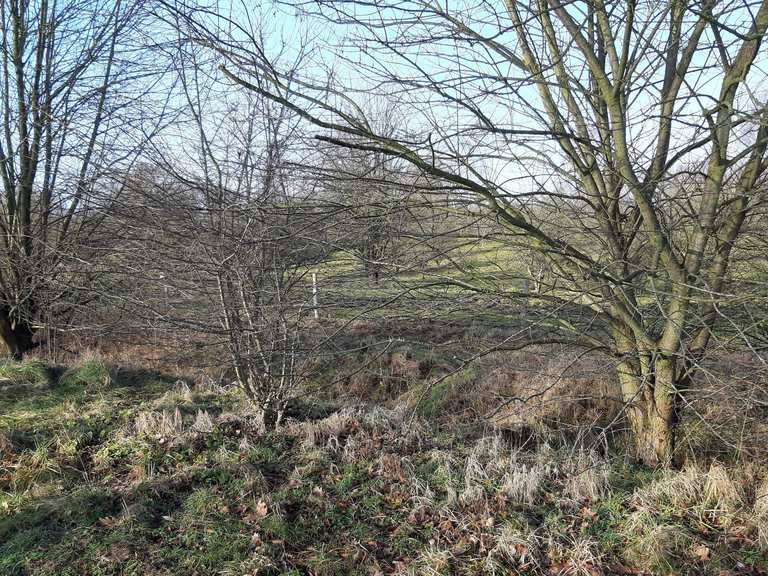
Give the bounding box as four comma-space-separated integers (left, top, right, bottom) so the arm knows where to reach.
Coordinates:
755, 476, 768, 517
703, 462, 743, 512
485, 522, 542, 573
133, 404, 235, 445
338, 345, 427, 402
134, 407, 184, 439
754, 476, 768, 551
562, 451, 610, 503
296, 412, 361, 451
0, 429, 13, 458
479, 351, 621, 436
501, 461, 550, 506
632, 464, 704, 512
374, 452, 408, 483
549, 535, 605, 576
401, 543, 452, 575
676, 350, 768, 462
190, 410, 215, 433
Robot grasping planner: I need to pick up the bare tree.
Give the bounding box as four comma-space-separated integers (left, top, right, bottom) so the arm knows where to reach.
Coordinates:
0, 0, 166, 358
112, 29, 333, 428
170, 0, 768, 466
321, 126, 416, 282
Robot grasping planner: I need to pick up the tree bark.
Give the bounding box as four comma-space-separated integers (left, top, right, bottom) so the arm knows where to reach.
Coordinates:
626, 398, 677, 468
0, 307, 36, 360
261, 405, 282, 432
618, 355, 680, 467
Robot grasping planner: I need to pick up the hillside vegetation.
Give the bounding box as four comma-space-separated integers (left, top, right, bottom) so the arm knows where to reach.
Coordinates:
1, 354, 767, 576
2, 0, 768, 573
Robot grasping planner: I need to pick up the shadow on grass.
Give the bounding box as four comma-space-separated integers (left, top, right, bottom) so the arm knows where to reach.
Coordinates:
0, 487, 121, 575
0, 363, 186, 479
0, 465, 264, 575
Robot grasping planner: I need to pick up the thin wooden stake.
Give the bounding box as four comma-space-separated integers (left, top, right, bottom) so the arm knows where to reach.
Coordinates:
312, 273, 319, 319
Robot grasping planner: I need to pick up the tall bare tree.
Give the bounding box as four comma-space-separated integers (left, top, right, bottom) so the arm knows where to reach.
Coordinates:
0, 0, 163, 358
171, 0, 768, 466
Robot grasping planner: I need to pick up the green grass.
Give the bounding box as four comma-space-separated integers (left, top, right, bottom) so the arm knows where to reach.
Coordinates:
306, 241, 534, 320
410, 365, 476, 418
0, 360, 51, 387
58, 356, 112, 388
1, 358, 766, 575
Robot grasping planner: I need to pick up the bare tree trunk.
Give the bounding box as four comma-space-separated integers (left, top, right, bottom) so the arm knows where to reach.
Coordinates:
618, 355, 680, 467
625, 398, 677, 468
0, 307, 35, 360
262, 405, 280, 432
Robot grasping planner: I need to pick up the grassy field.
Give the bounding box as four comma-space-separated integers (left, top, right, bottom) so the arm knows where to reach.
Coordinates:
306, 239, 768, 348
1, 355, 767, 575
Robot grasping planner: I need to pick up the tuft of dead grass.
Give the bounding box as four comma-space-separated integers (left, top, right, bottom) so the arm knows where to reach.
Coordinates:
191, 410, 215, 434
703, 461, 743, 513
402, 542, 452, 575
299, 412, 360, 451
135, 407, 183, 438
485, 522, 541, 573
459, 442, 491, 506
562, 451, 610, 503
755, 476, 768, 517
501, 461, 549, 506
551, 535, 605, 576
622, 511, 692, 573
632, 464, 704, 511
754, 476, 768, 551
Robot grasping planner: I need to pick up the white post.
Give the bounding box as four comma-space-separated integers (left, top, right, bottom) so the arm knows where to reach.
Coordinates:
312, 272, 319, 319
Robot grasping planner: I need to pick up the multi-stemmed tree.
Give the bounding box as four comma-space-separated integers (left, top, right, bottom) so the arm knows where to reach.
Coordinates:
0, 0, 164, 358
171, 0, 768, 465
116, 32, 331, 428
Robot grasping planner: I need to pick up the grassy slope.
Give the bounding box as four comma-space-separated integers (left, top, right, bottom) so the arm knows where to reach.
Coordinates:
1, 358, 767, 576
311, 239, 768, 347
307, 241, 532, 321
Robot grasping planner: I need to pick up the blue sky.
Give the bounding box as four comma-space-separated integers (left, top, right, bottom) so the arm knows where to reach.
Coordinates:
166, 0, 768, 202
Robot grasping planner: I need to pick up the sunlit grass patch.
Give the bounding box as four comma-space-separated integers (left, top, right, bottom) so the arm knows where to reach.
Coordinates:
0, 360, 50, 388
58, 353, 112, 389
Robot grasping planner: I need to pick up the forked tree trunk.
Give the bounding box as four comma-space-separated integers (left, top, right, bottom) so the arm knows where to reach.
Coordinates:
262, 406, 278, 431
0, 307, 36, 360
617, 354, 681, 468
625, 395, 677, 467
261, 404, 285, 432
